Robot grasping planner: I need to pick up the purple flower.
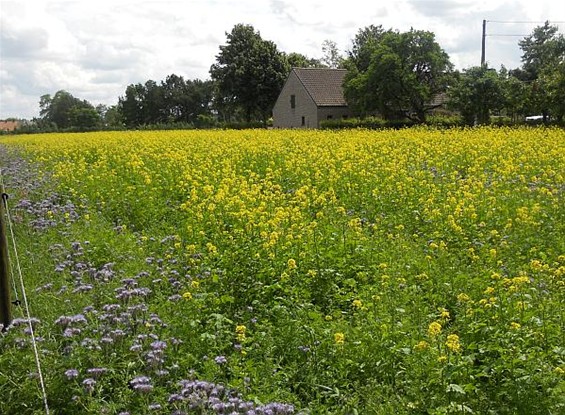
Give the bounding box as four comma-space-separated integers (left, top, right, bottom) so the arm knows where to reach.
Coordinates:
86, 367, 108, 378
214, 355, 228, 365
64, 369, 79, 380
150, 340, 167, 350
63, 328, 81, 337
130, 343, 143, 352
133, 383, 153, 393
168, 393, 184, 403
82, 377, 96, 393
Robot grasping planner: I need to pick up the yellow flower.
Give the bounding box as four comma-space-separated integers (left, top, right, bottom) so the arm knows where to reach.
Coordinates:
206, 242, 218, 254
428, 321, 442, 337
437, 355, 448, 363
554, 367, 565, 375
445, 334, 461, 353
182, 291, 192, 300
235, 324, 247, 342
414, 340, 429, 351
439, 308, 450, 320
191, 280, 200, 289
352, 299, 363, 309
510, 322, 521, 330
484, 286, 495, 295
334, 332, 345, 345
287, 258, 297, 270
457, 293, 470, 303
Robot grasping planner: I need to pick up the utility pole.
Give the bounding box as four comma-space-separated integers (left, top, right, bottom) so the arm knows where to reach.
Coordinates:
0, 187, 12, 331
481, 19, 487, 66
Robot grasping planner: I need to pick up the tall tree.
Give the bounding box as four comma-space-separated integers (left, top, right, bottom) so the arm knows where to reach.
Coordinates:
210, 24, 289, 123
118, 83, 145, 127
448, 66, 505, 125
517, 22, 565, 121
321, 40, 344, 69
348, 25, 389, 72
518, 21, 565, 82
39, 90, 98, 129
541, 61, 565, 122
344, 28, 453, 122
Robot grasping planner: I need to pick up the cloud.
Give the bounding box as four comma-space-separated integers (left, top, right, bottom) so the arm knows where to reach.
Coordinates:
406, 0, 475, 19
1, 0, 563, 119
0, 25, 49, 59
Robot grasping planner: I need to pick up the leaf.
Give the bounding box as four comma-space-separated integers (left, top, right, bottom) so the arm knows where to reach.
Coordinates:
447, 383, 466, 395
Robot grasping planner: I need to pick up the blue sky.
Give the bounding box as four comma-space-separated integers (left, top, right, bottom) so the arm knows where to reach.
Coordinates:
1, 0, 564, 119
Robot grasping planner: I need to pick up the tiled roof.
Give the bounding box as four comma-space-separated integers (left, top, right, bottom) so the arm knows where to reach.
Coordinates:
293, 68, 348, 107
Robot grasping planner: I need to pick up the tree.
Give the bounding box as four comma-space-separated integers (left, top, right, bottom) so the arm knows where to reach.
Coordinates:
286, 52, 323, 68
321, 40, 344, 69
448, 66, 505, 125
348, 25, 389, 72
519, 21, 565, 82
210, 24, 289, 123
515, 22, 565, 121
162, 75, 215, 124
118, 75, 215, 128
541, 61, 565, 122
39, 90, 98, 129
118, 83, 145, 127
69, 107, 101, 130
344, 28, 453, 122
500, 69, 529, 122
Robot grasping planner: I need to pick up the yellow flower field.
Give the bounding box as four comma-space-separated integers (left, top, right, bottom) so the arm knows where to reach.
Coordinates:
0, 127, 564, 414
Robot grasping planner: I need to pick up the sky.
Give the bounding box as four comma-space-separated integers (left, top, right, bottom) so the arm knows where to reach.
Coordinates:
1, 0, 564, 119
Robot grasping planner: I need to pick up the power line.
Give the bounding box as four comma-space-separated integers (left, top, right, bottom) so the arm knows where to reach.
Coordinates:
487, 20, 565, 24
480, 19, 565, 66
486, 34, 531, 37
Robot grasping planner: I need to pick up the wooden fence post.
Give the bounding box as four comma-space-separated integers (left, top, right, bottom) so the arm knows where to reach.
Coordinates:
0, 187, 12, 331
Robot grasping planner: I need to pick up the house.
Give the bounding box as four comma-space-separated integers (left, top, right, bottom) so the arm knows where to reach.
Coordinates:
0, 120, 20, 132
273, 68, 351, 128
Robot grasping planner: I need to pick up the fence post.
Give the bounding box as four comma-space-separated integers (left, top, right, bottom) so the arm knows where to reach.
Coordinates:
0, 186, 12, 331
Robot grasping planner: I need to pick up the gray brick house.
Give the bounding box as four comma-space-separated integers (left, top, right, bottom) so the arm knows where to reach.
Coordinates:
273, 68, 352, 128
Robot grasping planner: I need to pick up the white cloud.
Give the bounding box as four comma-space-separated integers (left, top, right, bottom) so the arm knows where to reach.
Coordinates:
1, 0, 564, 119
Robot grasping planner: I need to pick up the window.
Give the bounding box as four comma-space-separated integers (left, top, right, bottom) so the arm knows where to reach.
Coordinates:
301, 116, 305, 126
290, 95, 296, 109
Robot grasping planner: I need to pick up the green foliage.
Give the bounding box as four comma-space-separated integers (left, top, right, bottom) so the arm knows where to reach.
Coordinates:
285, 52, 324, 69
518, 21, 565, 82
39, 90, 100, 130
118, 76, 215, 128
210, 24, 289, 123
448, 66, 506, 125
320, 115, 462, 130
343, 28, 453, 123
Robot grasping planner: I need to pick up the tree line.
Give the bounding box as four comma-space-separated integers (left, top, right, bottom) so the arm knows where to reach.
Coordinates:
24, 21, 565, 132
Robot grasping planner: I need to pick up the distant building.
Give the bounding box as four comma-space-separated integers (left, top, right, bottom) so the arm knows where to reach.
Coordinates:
0, 120, 21, 132
273, 68, 351, 128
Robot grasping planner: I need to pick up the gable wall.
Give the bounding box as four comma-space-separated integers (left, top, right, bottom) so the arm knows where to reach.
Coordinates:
273, 71, 318, 128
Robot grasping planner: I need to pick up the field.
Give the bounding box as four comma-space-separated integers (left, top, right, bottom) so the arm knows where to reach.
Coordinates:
0, 127, 564, 414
